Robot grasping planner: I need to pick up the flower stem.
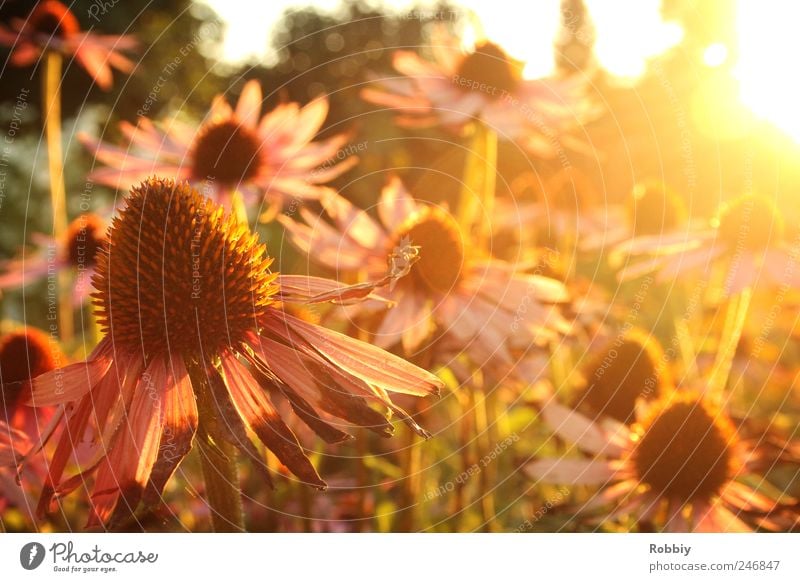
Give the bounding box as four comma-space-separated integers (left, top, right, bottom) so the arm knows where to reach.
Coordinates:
708, 288, 752, 405
42, 51, 72, 344
189, 360, 245, 532
474, 387, 497, 531
457, 122, 498, 248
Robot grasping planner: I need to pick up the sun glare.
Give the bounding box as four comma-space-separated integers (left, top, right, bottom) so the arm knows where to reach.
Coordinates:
735, 0, 800, 141
585, 0, 683, 79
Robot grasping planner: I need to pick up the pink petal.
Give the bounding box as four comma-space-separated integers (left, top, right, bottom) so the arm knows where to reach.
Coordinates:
234, 80, 262, 129
321, 190, 386, 249
262, 311, 442, 398
541, 400, 625, 457
88, 357, 167, 526
378, 176, 417, 231
144, 356, 198, 504
23, 345, 113, 406
524, 457, 617, 485
220, 352, 325, 488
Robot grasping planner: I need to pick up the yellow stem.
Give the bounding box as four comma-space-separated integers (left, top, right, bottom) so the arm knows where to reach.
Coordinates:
42, 51, 72, 344
474, 388, 497, 531
457, 122, 498, 248
708, 288, 752, 405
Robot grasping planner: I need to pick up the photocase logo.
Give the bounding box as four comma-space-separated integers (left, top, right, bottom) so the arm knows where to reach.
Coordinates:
20, 542, 46, 570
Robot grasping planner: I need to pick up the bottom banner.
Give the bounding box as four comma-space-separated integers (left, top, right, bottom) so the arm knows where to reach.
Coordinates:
0, 533, 797, 580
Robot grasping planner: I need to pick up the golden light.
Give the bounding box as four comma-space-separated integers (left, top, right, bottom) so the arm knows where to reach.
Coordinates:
703, 43, 729, 67
585, 0, 683, 80
735, 0, 800, 141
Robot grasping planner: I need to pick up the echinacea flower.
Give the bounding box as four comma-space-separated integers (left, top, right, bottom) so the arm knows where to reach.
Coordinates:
617, 194, 799, 294
573, 329, 672, 424
81, 80, 357, 219
279, 177, 570, 367
525, 392, 798, 532
362, 28, 592, 156
1, 327, 65, 519
580, 181, 689, 252
0, 213, 107, 305
18, 178, 442, 528
0, 0, 136, 90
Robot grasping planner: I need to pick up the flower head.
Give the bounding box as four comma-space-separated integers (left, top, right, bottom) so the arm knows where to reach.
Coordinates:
0, 213, 107, 305
1, 327, 65, 521
574, 330, 671, 424
525, 392, 798, 531
22, 178, 442, 528
617, 194, 798, 294
361, 28, 593, 156
0, 1, 137, 90
81, 81, 357, 219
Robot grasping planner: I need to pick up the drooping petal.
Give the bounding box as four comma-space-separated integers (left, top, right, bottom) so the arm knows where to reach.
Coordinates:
143, 356, 198, 505
88, 357, 167, 527
264, 311, 443, 397
219, 352, 326, 488
22, 340, 114, 406
252, 335, 395, 437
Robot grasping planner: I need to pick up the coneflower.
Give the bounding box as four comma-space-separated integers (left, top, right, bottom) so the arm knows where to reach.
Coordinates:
574, 330, 672, 424
361, 27, 593, 156
81, 80, 357, 219
0, 1, 137, 90
20, 178, 442, 530
1, 327, 65, 522
525, 392, 799, 531
0, 213, 108, 305
280, 177, 570, 366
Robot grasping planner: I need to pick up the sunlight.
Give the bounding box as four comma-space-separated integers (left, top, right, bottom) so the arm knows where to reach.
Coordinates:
735, 0, 800, 141
585, 0, 683, 79
201, 0, 681, 81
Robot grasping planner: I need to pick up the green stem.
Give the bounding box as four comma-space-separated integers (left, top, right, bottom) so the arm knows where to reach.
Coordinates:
473, 387, 497, 532
457, 122, 498, 248
708, 288, 752, 404
42, 51, 72, 344
189, 360, 245, 532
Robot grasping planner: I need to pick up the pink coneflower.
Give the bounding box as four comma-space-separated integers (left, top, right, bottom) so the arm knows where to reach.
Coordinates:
0, 213, 107, 305
0, 1, 136, 90
616, 194, 798, 294
81, 80, 357, 219
580, 180, 688, 252
573, 329, 673, 424
362, 28, 590, 155
18, 178, 441, 528
279, 177, 570, 365
525, 392, 797, 531
1, 328, 65, 519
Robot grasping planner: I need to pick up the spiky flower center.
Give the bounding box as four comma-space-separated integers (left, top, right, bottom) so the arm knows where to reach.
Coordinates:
578, 333, 669, 424
191, 120, 264, 186
26, 1, 80, 39
454, 42, 522, 99
65, 213, 106, 269
392, 207, 465, 294
627, 182, 687, 237
0, 329, 62, 404
633, 396, 737, 502
714, 194, 784, 252
92, 178, 278, 360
